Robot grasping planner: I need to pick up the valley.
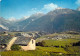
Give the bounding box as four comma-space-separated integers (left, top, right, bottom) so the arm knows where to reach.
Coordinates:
1, 0, 80, 56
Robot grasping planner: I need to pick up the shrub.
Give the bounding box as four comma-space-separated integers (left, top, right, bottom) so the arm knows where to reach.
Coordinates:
36, 41, 46, 47
73, 41, 80, 46
36, 42, 43, 46
41, 41, 46, 47
11, 44, 21, 51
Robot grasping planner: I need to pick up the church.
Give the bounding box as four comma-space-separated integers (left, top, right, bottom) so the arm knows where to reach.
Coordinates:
1, 36, 36, 51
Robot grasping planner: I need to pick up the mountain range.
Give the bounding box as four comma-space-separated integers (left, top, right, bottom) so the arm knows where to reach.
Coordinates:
0, 7, 80, 33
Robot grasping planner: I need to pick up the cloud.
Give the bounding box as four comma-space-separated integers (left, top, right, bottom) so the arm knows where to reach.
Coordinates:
27, 3, 58, 15
42, 3, 58, 13
76, 0, 80, 5
0, 0, 2, 2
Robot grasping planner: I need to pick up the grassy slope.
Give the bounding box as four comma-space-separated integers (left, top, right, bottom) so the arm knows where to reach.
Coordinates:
0, 46, 67, 56
37, 46, 67, 54
1, 46, 80, 56
65, 46, 80, 54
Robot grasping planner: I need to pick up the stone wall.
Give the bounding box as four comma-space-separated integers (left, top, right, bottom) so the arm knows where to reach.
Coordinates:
5, 37, 17, 50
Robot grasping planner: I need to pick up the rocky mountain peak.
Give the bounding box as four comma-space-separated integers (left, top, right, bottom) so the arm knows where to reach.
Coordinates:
31, 12, 44, 17
77, 7, 80, 11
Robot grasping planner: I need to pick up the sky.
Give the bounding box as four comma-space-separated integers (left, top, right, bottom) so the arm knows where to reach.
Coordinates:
0, 0, 80, 19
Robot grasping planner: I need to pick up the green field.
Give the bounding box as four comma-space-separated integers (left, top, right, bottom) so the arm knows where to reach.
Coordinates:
1, 46, 80, 56
0, 50, 50, 56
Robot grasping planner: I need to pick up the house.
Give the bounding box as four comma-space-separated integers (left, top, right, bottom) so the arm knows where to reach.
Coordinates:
0, 36, 36, 51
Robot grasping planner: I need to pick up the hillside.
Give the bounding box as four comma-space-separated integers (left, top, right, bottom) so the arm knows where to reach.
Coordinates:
0, 17, 10, 31
21, 8, 80, 33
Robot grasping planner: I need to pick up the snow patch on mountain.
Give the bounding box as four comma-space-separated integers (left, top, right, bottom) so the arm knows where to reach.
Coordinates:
23, 16, 30, 19
0, 25, 9, 30
8, 17, 16, 21
55, 7, 66, 10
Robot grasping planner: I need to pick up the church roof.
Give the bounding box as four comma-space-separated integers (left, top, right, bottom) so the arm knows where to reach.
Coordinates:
14, 36, 31, 45
0, 35, 12, 44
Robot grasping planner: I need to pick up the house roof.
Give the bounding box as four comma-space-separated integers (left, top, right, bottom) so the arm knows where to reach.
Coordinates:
14, 36, 31, 45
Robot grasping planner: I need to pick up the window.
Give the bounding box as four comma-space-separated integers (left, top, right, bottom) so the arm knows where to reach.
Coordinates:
32, 40, 34, 44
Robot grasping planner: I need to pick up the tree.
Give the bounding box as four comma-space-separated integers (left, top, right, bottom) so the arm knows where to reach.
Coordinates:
11, 44, 21, 51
